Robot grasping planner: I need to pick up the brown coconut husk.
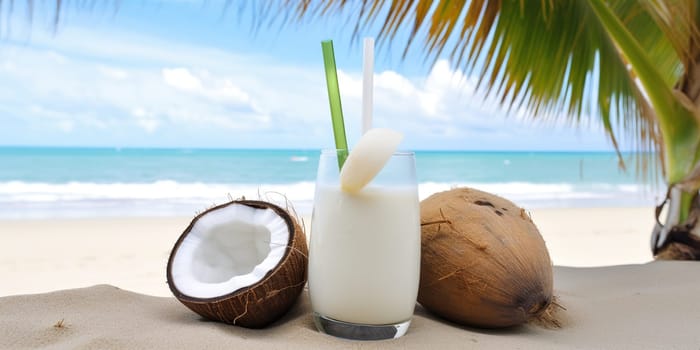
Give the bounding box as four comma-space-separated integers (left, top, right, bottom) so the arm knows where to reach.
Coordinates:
419, 187, 561, 328
166, 200, 308, 328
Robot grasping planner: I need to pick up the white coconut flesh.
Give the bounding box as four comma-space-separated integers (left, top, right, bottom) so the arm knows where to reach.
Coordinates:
169, 204, 290, 299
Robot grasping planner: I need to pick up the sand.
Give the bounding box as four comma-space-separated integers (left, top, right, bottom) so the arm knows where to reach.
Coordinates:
0, 207, 655, 297
0, 217, 191, 297
531, 207, 655, 267
1, 263, 699, 349
1, 206, 697, 349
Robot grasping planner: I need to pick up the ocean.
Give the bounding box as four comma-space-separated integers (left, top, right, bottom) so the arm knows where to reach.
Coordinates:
0, 147, 663, 219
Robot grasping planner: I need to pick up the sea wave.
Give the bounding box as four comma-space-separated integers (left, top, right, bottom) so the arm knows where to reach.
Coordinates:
0, 180, 662, 219
419, 182, 661, 202
0, 180, 316, 202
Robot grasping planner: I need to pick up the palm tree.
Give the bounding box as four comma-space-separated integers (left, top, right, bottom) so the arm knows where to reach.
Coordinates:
7, 1, 700, 259
267, 0, 700, 259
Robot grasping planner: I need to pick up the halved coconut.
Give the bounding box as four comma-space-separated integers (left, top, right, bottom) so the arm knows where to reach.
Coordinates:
166, 200, 308, 328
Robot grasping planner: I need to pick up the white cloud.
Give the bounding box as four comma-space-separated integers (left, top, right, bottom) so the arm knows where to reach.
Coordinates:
161, 67, 252, 107
334, 59, 503, 144
131, 107, 150, 118
0, 60, 16, 72
136, 119, 160, 133
98, 66, 129, 80
162, 68, 203, 91
45, 51, 68, 64
213, 80, 250, 104
131, 107, 159, 132
0, 25, 616, 150
376, 70, 416, 97
29, 105, 75, 133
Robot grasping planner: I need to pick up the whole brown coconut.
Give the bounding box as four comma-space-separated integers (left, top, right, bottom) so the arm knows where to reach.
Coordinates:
419, 188, 553, 328
167, 200, 308, 328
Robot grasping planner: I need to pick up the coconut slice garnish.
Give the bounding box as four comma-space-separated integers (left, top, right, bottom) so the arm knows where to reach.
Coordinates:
340, 128, 403, 193
167, 200, 308, 328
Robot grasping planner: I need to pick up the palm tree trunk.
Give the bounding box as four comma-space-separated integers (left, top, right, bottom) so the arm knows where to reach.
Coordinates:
651, 187, 700, 259
653, 188, 700, 259
652, 7, 700, 259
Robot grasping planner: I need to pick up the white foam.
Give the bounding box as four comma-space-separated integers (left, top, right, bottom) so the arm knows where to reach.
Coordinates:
0, 180, 317, 203
289, 156, 309, 162
418, 181, 660, 207
0, 180, 661, 219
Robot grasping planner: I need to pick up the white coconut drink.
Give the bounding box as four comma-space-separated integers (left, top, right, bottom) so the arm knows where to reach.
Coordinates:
166, 200, 308, 328
308, 128, 421, 340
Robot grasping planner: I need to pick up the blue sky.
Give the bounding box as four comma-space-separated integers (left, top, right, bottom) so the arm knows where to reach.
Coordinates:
0, 1, 618, 151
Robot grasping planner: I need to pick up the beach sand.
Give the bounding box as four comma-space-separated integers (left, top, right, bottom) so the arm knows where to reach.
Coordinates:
0, 207, 655, 297
1, 263, 699, 349
2, 207, 698, 349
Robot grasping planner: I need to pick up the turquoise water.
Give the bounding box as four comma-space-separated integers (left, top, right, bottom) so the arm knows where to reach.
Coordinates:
0, 147, 662, 218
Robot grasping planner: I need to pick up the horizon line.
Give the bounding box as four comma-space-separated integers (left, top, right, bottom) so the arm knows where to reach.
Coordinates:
0, 145, 655, 154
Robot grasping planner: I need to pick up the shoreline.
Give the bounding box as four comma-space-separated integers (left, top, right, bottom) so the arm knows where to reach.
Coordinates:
0, 206, 655, 298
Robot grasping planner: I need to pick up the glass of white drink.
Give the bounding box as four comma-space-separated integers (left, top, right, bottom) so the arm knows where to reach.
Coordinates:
309, 149, 421, 340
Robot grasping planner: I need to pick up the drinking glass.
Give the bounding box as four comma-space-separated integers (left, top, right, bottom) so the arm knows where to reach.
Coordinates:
308, 149, 420, 340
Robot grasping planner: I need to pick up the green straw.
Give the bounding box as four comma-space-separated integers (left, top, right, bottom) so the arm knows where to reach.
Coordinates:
321, 40, 348, 170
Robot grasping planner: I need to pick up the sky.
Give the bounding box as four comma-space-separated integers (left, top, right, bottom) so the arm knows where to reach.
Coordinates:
0, 1, 620, 151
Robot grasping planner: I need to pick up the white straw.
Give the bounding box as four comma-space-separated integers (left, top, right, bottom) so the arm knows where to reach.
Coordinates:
362, 37, 374, 134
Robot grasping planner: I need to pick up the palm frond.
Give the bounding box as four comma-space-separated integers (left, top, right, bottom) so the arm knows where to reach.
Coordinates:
640, 0, 699, 66
0, 0, 121, 30
269, 0, 688, 178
